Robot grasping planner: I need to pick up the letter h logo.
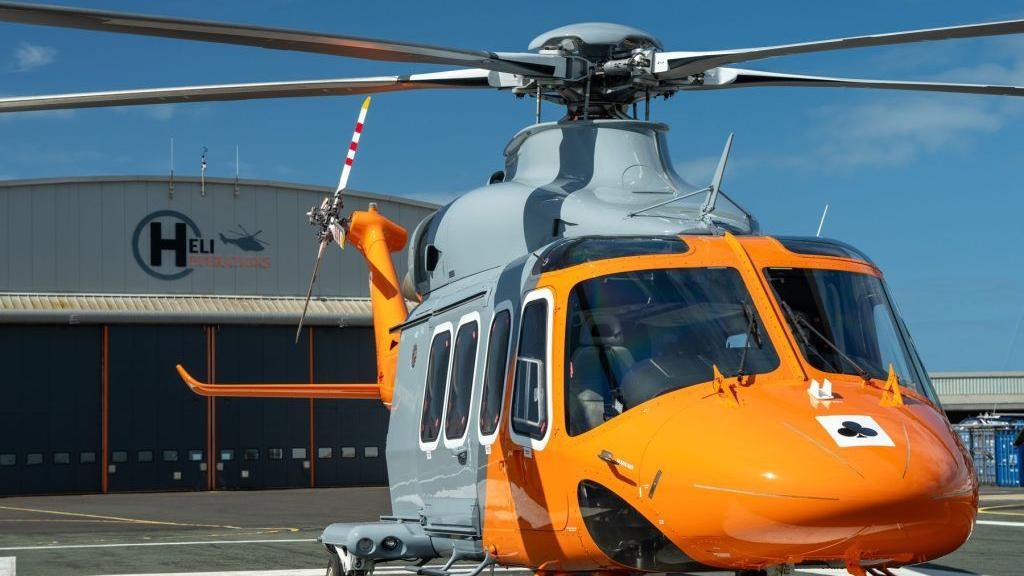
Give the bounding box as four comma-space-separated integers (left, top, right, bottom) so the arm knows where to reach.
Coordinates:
150, 221, 187, 267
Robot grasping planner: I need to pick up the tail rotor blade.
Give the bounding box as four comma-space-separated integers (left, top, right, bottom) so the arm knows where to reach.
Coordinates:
296, 237, 328, 344
335, 96, 372, 195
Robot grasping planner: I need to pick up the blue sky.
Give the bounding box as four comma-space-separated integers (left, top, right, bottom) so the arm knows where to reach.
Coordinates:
3, 1, 1024, 371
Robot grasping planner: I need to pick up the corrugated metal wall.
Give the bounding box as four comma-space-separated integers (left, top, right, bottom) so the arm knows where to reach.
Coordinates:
0, 176, 435, 297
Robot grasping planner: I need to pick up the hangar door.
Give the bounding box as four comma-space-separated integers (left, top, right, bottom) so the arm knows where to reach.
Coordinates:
0, 326, 102, 496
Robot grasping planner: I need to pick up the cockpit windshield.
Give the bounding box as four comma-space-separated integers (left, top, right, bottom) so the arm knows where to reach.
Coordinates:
565, 267, 779, 436
765, 267, 939, 404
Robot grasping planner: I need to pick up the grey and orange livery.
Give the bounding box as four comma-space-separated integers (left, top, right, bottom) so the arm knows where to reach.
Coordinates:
2, 5, 1016, 575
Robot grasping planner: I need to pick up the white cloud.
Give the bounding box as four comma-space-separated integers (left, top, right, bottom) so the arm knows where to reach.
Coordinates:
136, 105, 177, 121
13, 42, 56, 72
780, 96, 1005, 170
674, 155, 718, 185
764, 36, 1024, 172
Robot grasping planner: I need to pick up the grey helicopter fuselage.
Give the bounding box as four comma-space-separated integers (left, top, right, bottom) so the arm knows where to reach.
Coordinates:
320, 118, 758, 566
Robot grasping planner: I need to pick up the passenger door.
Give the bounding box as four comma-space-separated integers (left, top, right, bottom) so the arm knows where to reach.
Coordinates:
505, 289, 568, 531
417, 313, 484, 531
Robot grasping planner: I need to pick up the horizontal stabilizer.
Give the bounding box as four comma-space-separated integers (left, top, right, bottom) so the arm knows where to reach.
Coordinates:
176, 364, 380, 400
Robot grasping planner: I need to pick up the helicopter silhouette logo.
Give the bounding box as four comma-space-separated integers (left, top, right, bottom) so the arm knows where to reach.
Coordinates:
218, 225, 270, 252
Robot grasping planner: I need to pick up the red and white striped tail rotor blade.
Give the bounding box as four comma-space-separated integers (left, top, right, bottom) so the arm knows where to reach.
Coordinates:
336, 96, 371, 194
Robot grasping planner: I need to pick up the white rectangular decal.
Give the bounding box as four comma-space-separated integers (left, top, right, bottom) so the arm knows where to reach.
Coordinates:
816, 415, 895, 448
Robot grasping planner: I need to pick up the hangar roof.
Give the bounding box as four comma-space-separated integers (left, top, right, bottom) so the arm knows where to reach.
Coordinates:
0, 175, 438, 209
0, 292, 374, 326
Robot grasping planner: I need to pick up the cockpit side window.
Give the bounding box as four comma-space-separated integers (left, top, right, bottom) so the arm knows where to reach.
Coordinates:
444, 319, 479, 444
765, 267, 938, 402
511, 295, 550, 442
564, 267, 778, 436
419, 328, 452, 447
479, 310, 512, 440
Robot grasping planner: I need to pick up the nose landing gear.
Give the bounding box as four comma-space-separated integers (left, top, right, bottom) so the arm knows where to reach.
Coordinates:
326, 546, 375, 576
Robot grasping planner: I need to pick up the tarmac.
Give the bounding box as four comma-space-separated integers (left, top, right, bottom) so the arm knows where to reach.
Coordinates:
0, 486, 1020, 576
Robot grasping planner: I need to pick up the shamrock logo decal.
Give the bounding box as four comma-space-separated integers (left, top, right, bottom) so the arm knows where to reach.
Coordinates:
837, 420, 878, 439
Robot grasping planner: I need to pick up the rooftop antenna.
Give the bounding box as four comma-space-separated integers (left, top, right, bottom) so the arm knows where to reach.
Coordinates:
200, 146, 208, 197
535, 83, 541, 125
700, 133, 734, 223
816, 204, 830, 237
168, 137, 175, 198
234, 144, 239, 197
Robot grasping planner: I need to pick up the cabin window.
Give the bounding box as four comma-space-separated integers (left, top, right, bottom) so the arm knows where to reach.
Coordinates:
420, 328, 453, 446
511, 296, 550, 441
444, 319, 479, 443
479, 310, 512, 438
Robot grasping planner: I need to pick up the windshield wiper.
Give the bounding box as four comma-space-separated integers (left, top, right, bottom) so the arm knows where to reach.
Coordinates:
776, 298, 872, 383
734, 299, 761, 379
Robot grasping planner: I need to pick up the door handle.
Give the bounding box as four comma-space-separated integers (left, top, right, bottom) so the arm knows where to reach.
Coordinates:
598, 449, 634, 471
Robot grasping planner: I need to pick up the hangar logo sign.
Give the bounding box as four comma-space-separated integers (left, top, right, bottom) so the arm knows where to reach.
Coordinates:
132, 210, 272, 280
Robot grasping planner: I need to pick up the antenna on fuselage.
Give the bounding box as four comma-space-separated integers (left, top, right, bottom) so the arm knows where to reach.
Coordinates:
816, 204, 830, 237
700, 133, 734, 222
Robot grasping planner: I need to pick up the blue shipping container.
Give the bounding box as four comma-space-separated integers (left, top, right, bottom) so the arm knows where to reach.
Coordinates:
970, 427, 997, 485
995, 427, 1022, 487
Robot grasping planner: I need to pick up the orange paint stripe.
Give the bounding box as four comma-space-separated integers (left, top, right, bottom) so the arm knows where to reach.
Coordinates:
101, 325, 109, 494
211, 328, 217, 490
308, 326, 316, 489
206, 326, 214, 490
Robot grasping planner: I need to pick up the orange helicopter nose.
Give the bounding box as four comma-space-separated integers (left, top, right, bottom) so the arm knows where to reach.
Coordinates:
638, 380, 977, 570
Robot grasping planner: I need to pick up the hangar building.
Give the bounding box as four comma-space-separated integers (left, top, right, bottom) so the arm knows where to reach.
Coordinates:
0, 175, 436, 495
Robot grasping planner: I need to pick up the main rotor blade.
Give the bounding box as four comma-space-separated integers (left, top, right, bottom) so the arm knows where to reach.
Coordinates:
682, 67, 1024, 97
0, 2, 562, 77
656, 18, 1024, 79
0, 68, 499, 113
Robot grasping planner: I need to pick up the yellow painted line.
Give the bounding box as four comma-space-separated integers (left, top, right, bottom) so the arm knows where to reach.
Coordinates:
0, 518, 124, 524
978, 503, 1024, 517
0, 538, 317, 551
0, 505, 298, 532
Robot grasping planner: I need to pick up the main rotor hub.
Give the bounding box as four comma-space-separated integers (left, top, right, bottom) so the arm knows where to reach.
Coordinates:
525, 23, 667, 119
528, 22, 663, 55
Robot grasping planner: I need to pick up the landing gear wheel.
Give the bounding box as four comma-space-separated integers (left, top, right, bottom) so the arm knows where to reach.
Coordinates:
326, 547, 375, 576
326, 553, 342, 576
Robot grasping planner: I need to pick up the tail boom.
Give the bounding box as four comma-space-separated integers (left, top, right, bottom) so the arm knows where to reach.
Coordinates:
345, 205, 408, 406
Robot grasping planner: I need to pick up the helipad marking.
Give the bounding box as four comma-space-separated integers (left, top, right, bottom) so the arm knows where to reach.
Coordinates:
0, 504, 297, 532
0, 538, 316, 551
976, 519, 1024, 527
91, 567, 528, 576
799, 568, 984, 575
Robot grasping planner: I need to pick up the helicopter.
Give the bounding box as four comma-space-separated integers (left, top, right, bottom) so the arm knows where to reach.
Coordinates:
4, 3, 1022, 576
219, 224, 270, 252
